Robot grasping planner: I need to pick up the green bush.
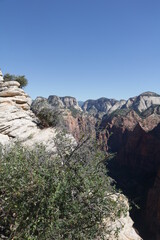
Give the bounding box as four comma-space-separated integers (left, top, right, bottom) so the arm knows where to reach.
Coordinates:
68, 106, 80, 118
36, 108, 61, 128
0, 137, 126, 240
3, 74, 28, 88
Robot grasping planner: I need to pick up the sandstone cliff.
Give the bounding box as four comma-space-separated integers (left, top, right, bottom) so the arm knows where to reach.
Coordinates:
98, 107, 160, 239
31, 96, 96, 140
82, 97, 126, 117
0, 77, 57, 151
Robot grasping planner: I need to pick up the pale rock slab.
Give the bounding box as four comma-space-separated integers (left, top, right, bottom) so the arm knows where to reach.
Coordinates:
103, 197, 142, 240
0, 80, 20, 88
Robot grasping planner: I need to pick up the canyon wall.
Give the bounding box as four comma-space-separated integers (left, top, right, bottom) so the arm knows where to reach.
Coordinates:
98, 109, 160, 239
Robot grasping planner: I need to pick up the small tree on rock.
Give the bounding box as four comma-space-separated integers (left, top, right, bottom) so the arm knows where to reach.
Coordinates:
3, 73, 28, 88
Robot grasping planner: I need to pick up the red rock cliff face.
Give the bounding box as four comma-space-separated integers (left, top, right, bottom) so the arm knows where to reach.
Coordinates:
98, 110, 160, 239
109, 123, 160, 172
99, 110, 160, 171
63, 112, 96, 140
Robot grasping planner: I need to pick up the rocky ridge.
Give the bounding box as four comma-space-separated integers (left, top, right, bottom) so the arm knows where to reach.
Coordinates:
82, 91, 160, 118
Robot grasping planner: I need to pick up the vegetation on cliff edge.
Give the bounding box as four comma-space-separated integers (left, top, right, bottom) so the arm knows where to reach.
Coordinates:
3, 73, 28, 88
0, 135, 127, 240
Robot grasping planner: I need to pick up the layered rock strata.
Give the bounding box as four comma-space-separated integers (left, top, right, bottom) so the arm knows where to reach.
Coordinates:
0, 80, 31, 110
82, 92, 160, 118
0, 77, 57, 150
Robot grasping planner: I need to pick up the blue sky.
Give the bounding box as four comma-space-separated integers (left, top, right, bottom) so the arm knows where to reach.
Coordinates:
0, 0, 160, 101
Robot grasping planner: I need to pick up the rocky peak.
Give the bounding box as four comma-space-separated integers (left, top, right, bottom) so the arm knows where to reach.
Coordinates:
140, 91, 160, 97
60, 96, 81, 110
48, 95, 64, 108
82, 97, 122, 116
81, 91, 160, 119
48, 95, 82, 111
0, 74, 58, 150
123, 92, 160, 113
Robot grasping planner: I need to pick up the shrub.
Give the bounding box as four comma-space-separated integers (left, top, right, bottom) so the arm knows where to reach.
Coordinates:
36, 108, 61, 128
68, 106, 80, 118
3, 74, 28, 88
0, 136, 126, 240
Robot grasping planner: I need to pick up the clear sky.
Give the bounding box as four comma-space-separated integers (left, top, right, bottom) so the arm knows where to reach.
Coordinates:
0, 0, 160, 101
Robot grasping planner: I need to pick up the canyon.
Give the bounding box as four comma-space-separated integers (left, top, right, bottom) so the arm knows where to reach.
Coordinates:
98, 108, 160, 240
31, 91, 160, 239
0, 70, 141, 240
1, 68, 160, 239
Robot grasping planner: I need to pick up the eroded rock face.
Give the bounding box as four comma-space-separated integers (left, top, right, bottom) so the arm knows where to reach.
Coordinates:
0, 80, 31, 110
82, 92, 160, 119
48, 95, 82, 111
62, 111, 96, 140
60, 96, 82, 111
32, 96, 96, 140
82, 97, 122, 116
123, 92, 160, 113
111, 110, 160, 171
0, 78, 58, 151
98, 108, 160, 239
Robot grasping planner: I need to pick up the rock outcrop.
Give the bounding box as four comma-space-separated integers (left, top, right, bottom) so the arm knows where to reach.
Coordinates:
0, 77, 57, 151
0, 80, 31, 110
48, 95, 82, 111
104, 196, 142, 240
123, 92, 160, 113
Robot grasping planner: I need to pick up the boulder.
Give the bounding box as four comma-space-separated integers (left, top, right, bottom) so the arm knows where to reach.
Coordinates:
0, 90, 22, 97
0, 80, 20, 88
